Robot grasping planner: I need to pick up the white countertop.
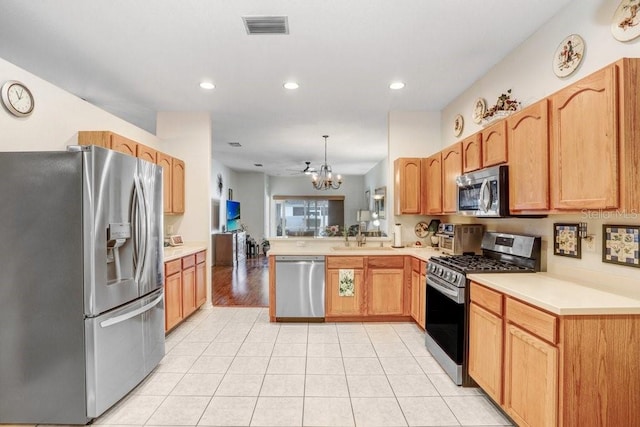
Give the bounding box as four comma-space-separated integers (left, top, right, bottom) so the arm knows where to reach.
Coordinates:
164, 243, 207, 262
468, 272, 640, 316
269, 244, 441, 262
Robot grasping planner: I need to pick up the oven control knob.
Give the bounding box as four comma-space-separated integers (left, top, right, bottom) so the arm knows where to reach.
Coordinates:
444, 271, 451, 281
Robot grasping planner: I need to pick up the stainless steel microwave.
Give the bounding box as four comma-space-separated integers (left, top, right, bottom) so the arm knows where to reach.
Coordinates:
456, 165, 509, 217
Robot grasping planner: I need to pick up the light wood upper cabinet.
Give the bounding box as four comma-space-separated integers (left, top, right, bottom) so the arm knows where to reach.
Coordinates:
78, 130, 138, 156
462, 133, 483, 173
550, 64, 618, 210
481, 120, 508, 167
507, 99, 550, 212
110, 134, 138, 156
172, 158, 186, 214
156, 152, 173, 214
441, 142, 462, 213
394, 158, 422, 215
423, 153, 442, 214
137, 144, 157, 163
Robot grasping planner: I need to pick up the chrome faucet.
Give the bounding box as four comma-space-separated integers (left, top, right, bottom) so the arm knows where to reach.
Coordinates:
356, 222, 367, 247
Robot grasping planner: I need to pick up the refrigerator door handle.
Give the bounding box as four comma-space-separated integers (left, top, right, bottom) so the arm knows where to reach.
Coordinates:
99, 294, 163, 328
132, 176, 147, 284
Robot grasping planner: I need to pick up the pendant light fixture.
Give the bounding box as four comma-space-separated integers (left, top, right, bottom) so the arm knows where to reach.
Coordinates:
311, 135, 342, 190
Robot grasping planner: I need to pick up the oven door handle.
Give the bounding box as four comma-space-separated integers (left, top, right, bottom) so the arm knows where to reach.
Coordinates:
427, 278, 463, 303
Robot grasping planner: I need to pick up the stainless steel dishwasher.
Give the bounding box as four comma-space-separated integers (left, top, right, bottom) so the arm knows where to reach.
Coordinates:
275, 255, 325, 319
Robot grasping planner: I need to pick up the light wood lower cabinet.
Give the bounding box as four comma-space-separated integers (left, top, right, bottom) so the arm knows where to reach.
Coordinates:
164, 250, 207, 332
469, 281, 640, 426
409, 258, 426, 329
324, 255, 409, 319
326, 256, 365, 317
468, 302, 503, 404
164, 260, 183, 332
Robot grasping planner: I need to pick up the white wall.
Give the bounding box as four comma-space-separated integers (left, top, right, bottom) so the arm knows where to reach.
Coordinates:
234, 172, 268, 241
387, 111, 442, 245
267, 174, 365, 236
0, 56, 160, 151
437, 0, 640, 288
210, 158, 239, 233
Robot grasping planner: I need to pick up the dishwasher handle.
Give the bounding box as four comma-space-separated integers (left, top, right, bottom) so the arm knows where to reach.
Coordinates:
275, 255, 325, 262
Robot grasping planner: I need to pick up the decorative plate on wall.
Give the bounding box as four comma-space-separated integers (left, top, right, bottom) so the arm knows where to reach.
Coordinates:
472, 98, 486, 124
553, 34, 585, 78
453, 114, 464, 137
415, 221, 429, 238
611, 0, 640, 42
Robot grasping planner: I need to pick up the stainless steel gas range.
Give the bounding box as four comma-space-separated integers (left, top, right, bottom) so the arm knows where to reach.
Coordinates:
425, 232, 541, 386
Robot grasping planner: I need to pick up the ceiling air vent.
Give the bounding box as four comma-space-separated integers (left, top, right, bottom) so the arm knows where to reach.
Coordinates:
228, 142, 242, 147
254, 163, 263, 167
243, 16, 289, 35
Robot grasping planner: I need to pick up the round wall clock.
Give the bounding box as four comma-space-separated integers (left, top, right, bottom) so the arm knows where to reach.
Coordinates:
611, 0, 640, 42
472, 98, 486, 124
453, 114, 464, 137
1, 80, 34, 117
553, 34, 585, 78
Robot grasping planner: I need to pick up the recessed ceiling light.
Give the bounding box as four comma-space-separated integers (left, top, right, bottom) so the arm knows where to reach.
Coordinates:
199, 81, 215, 90
283, 82, 299, 90
389, 82, 405, 90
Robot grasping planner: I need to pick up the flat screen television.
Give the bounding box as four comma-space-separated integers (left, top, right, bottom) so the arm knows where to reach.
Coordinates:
226, 200, 241, 231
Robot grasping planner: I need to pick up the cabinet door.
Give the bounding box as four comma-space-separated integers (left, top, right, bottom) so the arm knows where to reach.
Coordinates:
157, 152, 173, 214
504, 324, 558, 427
165, 273, 182, 331
423, 153, 442, 214
110, 134, 138, 157
469, 302, 504, 404
507, 100, 550, 211
417, 273, 426, 329
367, 269, 404, 315
181, 266, 196, 318
481, 120, 508, 167
172, 158, 186, 214
550, 64, 618, 209
441, 143, 462, 213
410, 269, 421, 321
326, 268, 365, 316
462, 133, 483, 173
394, 158, 422, 214
195, 256, 207, 308
137, 144, 157, 163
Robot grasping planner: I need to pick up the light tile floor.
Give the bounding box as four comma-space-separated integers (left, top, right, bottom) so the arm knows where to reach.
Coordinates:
91, 306, 512, 427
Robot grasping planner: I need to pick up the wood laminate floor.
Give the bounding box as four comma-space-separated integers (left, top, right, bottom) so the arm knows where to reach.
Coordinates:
212, 255, 269, 307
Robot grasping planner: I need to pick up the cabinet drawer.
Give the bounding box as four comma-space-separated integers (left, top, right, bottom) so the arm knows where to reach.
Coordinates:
367, 256, 404, 269
165, 259, 182, 276
470, 282, 503, 316
182, 254, 196, 269
506, 297, 558, 344
326, 256, 365, 269
196, 250, 206, 264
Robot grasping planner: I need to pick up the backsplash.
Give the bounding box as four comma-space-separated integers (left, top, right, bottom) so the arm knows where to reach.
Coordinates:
396, 212, 640, 296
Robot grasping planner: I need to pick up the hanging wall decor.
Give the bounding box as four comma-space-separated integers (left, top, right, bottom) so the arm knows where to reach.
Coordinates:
553, 223, 581, 258
602, 224, 640, 268
553, 34, 585, 78
611, 0, 640, 42
453, 114, 464, 136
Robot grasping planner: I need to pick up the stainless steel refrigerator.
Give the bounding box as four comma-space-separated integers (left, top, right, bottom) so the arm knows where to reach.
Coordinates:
0, 145, 165, 424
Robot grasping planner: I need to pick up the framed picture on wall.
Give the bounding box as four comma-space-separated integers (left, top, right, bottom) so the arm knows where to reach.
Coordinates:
553, 223, 581, 258
602, 224, 640, 268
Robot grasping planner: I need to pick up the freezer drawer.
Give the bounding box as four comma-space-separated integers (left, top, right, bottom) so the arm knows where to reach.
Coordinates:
275, 255, 325, 318
85, 289, 165, 418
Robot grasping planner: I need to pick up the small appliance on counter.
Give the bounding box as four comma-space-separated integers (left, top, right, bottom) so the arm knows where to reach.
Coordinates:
435, 223, 484, 255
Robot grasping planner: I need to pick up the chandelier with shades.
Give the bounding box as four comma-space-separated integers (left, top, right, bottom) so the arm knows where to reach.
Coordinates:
311, 135, 342, 190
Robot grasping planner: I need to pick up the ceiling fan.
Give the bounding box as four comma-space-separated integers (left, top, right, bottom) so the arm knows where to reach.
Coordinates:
287, 161, 317, 175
